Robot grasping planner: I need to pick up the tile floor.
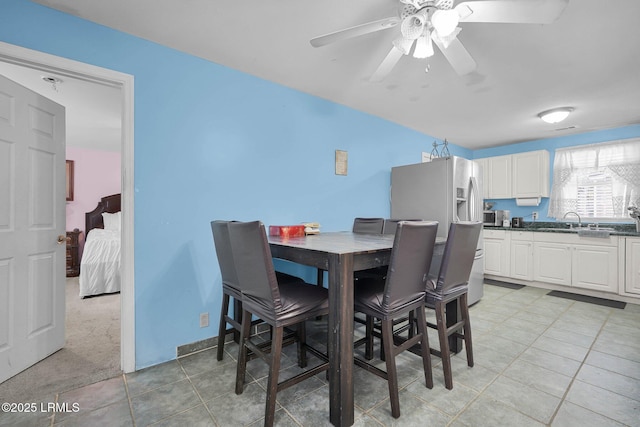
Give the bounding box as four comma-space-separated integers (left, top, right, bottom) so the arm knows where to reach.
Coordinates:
2, 283, 639, 427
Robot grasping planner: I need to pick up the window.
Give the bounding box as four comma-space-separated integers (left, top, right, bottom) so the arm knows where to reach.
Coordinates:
548, 139, 640, 221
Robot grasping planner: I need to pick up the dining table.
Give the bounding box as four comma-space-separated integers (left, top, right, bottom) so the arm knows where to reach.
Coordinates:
268, 231, 452, 427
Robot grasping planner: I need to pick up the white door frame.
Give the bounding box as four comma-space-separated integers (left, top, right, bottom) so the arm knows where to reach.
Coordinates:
0, 41, 135, 373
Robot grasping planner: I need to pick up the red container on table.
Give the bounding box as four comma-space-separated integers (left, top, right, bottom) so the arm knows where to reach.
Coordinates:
268, 225, 306, 238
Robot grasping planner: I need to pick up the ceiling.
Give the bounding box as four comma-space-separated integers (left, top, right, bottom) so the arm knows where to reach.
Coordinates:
0, 60, 122, 151
18, 0, 640, 149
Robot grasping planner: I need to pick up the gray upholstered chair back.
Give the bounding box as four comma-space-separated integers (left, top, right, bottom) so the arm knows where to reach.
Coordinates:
433, 222, 482, 295
382, 218, 422, 235
227, 221, 282, 316
352, 217, 385, 234
382, 221, 438, 312
211, 220, 240, 290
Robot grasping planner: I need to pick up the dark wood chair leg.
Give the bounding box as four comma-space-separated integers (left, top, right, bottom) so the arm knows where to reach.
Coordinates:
381, 319, 400, 418
297, 321, 307, 368
460, 293, 473, 367
407, 310, 415, 339
217, 293, 230, 361
235, 309, 252, 395
435, 301, 453, 390
233, 299, 243, 343
416, 307, 433, 389
365, 315, 374, 360
265, 326, 284, 427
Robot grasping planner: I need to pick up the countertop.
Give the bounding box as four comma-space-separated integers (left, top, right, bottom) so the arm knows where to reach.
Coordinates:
485, 222, 640, 237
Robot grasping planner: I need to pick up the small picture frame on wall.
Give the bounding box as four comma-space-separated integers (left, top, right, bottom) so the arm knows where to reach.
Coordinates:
66, 160, 74, 201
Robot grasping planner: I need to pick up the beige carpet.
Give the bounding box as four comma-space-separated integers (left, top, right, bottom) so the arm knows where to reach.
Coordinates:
0, 277, 121, 402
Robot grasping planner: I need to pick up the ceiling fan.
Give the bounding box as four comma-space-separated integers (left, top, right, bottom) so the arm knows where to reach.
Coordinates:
310, 0, 569, 81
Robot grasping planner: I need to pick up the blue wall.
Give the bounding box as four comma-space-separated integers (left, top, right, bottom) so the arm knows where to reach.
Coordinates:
0, 0, 473, 368
474, 125, 640, 222
3, 1, 637, 369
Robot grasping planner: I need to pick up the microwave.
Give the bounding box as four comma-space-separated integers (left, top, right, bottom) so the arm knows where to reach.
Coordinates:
483, 210, 510, 226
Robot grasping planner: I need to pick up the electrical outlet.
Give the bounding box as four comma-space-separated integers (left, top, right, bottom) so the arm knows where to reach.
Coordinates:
532, 211, 538, 220
199, 312, 209, 328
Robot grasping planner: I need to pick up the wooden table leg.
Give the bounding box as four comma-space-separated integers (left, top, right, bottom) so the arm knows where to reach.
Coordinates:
327, 253, 354, 427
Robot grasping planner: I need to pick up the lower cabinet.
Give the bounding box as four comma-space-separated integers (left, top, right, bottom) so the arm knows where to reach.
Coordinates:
485, 229, 623, 295
484, 229, 510, 277
572, 245, 618, 292
533, 235, 618, 292
533, 242, 572, 286
626, 237, 640, 295
510, 232, 534, 281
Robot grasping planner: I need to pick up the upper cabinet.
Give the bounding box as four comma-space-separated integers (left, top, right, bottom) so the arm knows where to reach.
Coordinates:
489, 155, 513, 199
474, 158, 490, 199
476, 150, 550, 200
512, 150, 550, 198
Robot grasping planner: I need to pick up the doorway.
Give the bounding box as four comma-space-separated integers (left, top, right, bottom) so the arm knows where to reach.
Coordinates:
0, 41, 135, 375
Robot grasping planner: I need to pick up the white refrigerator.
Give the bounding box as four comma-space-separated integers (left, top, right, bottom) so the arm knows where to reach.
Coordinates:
391, 156, 485, 304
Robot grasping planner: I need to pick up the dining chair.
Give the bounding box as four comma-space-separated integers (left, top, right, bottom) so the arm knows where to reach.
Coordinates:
354, 218, 424, 285
352, 220, 438, 418
382, 218, 422, 235
211, 220, 305, 361
352, 217, 385, 233
423, 221, 481, 390
316, 217, 386, 286
228, 221, 329, 427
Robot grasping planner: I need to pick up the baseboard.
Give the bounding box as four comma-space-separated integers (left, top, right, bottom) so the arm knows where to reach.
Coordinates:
546, 290, 626, 309
484, 278, 526, 289
176, 323, 270, 358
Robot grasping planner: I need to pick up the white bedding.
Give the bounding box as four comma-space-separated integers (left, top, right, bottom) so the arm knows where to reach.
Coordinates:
78, 228, 121, 298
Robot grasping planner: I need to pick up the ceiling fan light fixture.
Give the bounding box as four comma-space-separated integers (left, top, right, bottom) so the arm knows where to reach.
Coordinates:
538, 107, 573, 124
434, 26, 461, 49
431, 9, 459, 37
413, 32, 434, 58
393, 37, 415, 55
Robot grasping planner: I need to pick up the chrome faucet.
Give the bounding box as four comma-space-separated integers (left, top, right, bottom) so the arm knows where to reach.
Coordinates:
562, 211, 582, 228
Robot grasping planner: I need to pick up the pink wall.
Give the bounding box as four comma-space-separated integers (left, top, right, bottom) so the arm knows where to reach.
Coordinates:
66, 147, 121, 246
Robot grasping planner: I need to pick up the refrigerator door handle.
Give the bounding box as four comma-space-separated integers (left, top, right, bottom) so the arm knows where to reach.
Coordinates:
469, 176, 481, 222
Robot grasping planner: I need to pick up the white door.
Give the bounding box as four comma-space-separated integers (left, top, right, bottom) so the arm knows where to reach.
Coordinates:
0, 74, 66, 383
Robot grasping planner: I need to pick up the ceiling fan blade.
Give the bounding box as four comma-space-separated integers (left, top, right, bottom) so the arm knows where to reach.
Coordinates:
370, 47, 404, 82
433, 37, 477, 75
310, 17, 400, 48
455, 0, 569, 24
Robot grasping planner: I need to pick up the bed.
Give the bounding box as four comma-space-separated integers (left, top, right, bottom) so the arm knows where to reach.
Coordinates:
78, 194, 122, 298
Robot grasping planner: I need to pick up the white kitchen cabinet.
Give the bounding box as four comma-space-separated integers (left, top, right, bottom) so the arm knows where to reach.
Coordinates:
572, 245, 618, 292
484, 229, 510, 277
488, 155, 512, 199
477, 150, 549, 200
533, 241, 572, 285
510, 231, 534, 280
512, 150, 549, 198
532, 232, 619, 292
625, 237, 640, 295
474, 158, 490, 199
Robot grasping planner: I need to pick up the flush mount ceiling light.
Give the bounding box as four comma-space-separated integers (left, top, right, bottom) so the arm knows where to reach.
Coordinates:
538, 107, 574, 124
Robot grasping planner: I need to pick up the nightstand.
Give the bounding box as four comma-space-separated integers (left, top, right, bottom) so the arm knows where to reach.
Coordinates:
66, 228, 81, 277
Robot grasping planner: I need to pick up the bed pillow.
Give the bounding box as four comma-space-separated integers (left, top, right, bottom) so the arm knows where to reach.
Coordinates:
102, 211, 121, 231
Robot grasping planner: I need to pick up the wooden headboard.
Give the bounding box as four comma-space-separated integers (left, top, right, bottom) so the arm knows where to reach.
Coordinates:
85, 194, 121, 234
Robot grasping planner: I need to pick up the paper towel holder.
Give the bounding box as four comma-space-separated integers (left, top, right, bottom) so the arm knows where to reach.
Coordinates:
516, 197, 541, 207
